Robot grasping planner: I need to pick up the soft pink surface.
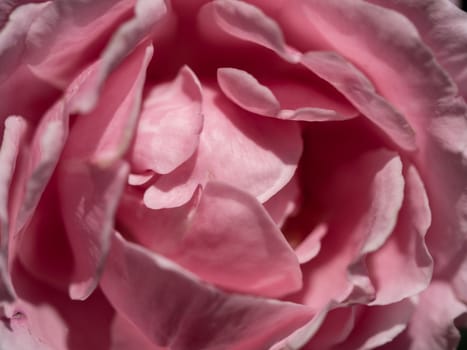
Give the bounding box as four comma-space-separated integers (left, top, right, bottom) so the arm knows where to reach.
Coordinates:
0, 0, 466, 349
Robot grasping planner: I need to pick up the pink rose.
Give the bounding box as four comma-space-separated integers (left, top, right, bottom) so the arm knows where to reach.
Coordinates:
1, 0, 467, 349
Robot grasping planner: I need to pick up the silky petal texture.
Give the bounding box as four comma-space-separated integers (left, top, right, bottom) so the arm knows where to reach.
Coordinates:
367, 0, 467, 101
263, 174, 299, 227
111, 314, 167, 350
290, 150, 404, 310
300, 51, 416, 151
217, 67, 357, 122
299, 0, 467, 275
379, 282, 467, 350
367, 165, 433, 305
331, 299, 416, 350
119, 182, 302, 298
70, 0, 167, 114
200, 0, 300, 63
131, 66, 203, 175
5, 261, 114, 350
57, 44, 152, 300
144, 86, 302, 209
0, 116, 27, 302
0, 2, 48, 82
101, 232, 314, 350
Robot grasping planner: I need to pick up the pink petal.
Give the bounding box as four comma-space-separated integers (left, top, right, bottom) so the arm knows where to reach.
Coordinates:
0, 116, 27, 302
144, 85, 302, 209
200, 0, 300, 63
335, 299, 416, 350
368, 0, 467, 101
131, 66, 203, 174
295, 223, 328, 265
57, 43, 152, 300
300, 0, 467, 275
379, 282, 467, 350
6, 261, 114, 350
367, 165, 433, 305
71, 0, 167, 114
290, 150, 405, 310
119, 182, 302, 298
263, 174, 300, 227
0, 2, 48, 82
100, 232, 314, 350
301, 51, 416, 151
217, 67, 357, 121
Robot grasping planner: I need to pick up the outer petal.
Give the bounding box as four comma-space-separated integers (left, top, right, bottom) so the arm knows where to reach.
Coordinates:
0, 116, 27, 302
379, 282, 467, 350
100, 232, 314, 350
299, 0, 467, 275
5, 260, 114, 350
367, 0, 467, 101
144, 85, 303, 209
57, 44, 153, 300
131, 66, 203, 174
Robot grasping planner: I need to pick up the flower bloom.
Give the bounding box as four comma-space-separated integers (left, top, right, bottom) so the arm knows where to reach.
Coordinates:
1, 0, 467, 349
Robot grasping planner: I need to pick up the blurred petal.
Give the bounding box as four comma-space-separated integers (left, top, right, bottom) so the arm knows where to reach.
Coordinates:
101, 232, 314, 350
57, 44, 152, 300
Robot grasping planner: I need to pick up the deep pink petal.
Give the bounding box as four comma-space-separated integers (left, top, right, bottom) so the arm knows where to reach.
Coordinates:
368, 0, 467, 101
144, 85, 302, 209
217, 67, 357, 121
57, 43, 152, 300
290, 150, 405, 310
131, 66, 203, 174
301, 51, 416, 151
100, 232, 314, 350
367, 165, 433, 305
300, 0, 467, 275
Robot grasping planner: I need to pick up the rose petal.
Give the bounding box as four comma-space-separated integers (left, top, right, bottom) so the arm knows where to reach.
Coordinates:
71, 0, 167, 113
263, 174, 300, 227
57, 43, 152, 300
301, 51, 416, 151
200, 0, 300, 63
336, 299, 416, 350
144, 85, 302, 209
291, 149, 405, 309
0, 2, 48, 82
131, 65, 203, 174
6, 260, 114, 350
379, 282, 467, 350
0, 116, 27, 302
300, 0, 467, 275
100, 232, 314, 350
217, 67, 356, 121
368, 0, 467, 101
367, 165, 433, 305
120, 181, 302, 298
